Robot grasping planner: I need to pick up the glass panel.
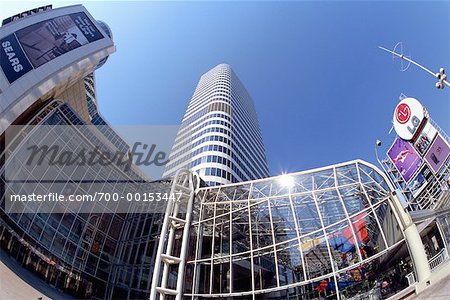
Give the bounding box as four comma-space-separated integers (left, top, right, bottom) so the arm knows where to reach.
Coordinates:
306, 275, 337, 299
292, 173, 313, 194
316, 190, 346, 226
40, 224, 56, 248
212, 262, 230, 293
232, 256, 252, 292
270, 197, 297, 244
358, 163, 390, 192
325, 220, 361, 270
197, 263, 211, 294
51, 233, 66, 256
374, 202, 403, 247
276, 240, 305, 285
253, 249, 277, 290
200, 218, 213, 259
339, 185, 369, 216
231, 202, 250, 255
313, 169, 335, 190
251, 181, 271, 199
337, 268, 374, 299
293, 194, 322, 235
252, 200, 273, 250
336, 164, 359, 186
233, 183, 251, 201
301, 231, 331, 280
270, 177, 290, 197
353, 212, 386, 254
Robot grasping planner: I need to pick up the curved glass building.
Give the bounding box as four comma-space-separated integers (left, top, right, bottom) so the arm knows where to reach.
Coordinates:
177, 160, 413, 299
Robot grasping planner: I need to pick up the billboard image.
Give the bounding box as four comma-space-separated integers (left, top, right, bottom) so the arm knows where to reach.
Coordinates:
414, 120, 437, 156
16, 12, 103, 68
407, 164, 433, 197
387, 138, 422, 182
0, 12, 103, 83
424, 134, 450, 173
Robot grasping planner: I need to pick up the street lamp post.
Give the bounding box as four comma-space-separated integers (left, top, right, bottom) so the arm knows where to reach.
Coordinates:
374, 139, 388, 175
379, 45, 450, 90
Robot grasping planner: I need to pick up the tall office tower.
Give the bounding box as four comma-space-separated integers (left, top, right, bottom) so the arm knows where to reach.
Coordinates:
163, 64, 269, 185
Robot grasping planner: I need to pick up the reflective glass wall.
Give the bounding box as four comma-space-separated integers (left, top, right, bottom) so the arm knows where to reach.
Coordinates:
0, 101, 161, 299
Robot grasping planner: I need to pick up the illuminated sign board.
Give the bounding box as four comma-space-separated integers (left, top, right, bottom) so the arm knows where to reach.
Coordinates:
407, 164, 433, 197
393, 98, 426, 141
0, 12, 103, 84
413, 120, 437, 156
387, 137, 422, 182
424, 134, 450, 173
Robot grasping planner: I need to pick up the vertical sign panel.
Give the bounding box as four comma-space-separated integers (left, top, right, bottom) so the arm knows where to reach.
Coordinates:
387, 138, 422, 182
424, 135, 450, 173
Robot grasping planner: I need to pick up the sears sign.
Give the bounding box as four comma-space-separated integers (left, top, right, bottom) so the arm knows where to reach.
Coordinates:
393, 98, 426, 141
0, 34, 33, 83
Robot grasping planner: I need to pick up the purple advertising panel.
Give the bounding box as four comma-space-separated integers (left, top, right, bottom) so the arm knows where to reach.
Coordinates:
387, 138, 422, 182
15, 12, 103, 68
424, 134, 450, 173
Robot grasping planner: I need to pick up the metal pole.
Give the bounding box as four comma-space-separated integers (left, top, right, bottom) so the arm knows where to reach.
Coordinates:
390, 192, 431, 289
374, 140, 396, 188
379, 46, 450, 88
175, 172, 196, 300
149, 173, 177, 300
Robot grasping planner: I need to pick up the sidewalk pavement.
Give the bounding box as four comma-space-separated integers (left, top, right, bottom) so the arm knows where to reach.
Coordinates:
0, 248, 75, 300
407, 273, 450, 300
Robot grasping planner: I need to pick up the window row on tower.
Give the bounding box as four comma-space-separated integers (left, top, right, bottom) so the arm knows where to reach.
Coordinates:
165, 135, 232, 171
176, 113, 231, 141
191, 155, 232, 169
174, 118, 231, 146
204, 167, 235, 183
171, 126, 231, 154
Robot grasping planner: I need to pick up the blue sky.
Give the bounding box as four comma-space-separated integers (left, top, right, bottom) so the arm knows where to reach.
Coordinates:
2, 1, 449, 176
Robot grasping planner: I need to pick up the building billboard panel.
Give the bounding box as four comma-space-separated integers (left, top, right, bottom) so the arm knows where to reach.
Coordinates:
407, 164, 433, 197
387, 138, 422, 182
424, 134, 450, 173
15, 12, 103, 68
414, 120, 437, 156
0, 11, 104, 83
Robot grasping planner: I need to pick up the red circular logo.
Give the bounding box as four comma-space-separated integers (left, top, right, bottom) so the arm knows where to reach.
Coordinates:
396, 103, 411, 124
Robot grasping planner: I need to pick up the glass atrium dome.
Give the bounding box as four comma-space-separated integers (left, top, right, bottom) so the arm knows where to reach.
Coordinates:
183, 160, 410, 299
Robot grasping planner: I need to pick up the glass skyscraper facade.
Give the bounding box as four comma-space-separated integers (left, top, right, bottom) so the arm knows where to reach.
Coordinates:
0, 100, 167, 299
163, 64, 269, 186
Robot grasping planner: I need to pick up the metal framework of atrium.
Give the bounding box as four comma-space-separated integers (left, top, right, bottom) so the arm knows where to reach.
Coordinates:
151, 160, 416, 300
